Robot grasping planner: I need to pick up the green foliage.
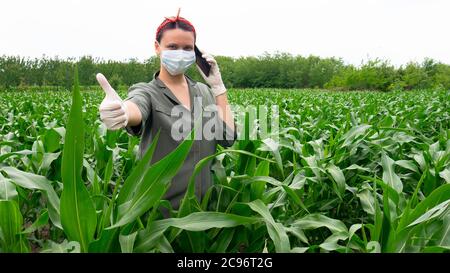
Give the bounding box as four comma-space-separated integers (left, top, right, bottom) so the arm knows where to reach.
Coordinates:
0, 77, 449, 252
0, 55, 160, 89
326, 58, 450, 91
325, 59, 396, 91
2, 54, 449, 91
60, 66, 97, 252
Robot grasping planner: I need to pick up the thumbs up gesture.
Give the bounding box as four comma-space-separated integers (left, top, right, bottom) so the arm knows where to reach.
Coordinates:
96, 73, 129, 130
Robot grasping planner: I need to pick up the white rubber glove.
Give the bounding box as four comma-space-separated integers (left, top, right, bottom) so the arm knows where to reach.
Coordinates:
196, 50, 227, 97
96, 73, 129, 130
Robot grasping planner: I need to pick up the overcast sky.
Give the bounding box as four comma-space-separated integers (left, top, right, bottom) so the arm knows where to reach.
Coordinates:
1, 0, 449, 66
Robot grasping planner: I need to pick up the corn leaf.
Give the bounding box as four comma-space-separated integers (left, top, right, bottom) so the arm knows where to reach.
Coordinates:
60, 67, 97, 252
248, 199, 291, 252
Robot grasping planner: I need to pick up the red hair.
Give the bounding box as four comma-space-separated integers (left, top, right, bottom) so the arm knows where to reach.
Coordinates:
155, 8, 196, 41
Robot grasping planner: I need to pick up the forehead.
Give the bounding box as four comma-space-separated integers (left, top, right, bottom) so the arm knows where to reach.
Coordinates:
160, 28, 195, 45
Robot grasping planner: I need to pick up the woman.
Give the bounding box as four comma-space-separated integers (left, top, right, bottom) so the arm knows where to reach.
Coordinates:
96, 11, 236, 215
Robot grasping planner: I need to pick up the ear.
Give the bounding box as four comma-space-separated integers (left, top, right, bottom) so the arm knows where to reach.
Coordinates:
154, 40, 160, 56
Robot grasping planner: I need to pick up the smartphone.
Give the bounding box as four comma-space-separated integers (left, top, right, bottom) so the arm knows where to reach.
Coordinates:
194, 45, 211, 77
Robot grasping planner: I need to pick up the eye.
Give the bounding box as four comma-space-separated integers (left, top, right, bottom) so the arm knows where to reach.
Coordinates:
167, 44, 177, 49
184, 46, 194, 51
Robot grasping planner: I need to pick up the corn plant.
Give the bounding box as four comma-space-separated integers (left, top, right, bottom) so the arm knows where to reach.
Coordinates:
0, 71, 449, 252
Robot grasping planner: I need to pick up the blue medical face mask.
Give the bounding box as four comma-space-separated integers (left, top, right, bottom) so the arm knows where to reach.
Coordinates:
157, 41, 196, 76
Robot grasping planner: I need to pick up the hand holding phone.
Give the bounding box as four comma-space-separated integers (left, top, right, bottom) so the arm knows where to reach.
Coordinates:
194, 47, 226, 97
195, 45, 211, 77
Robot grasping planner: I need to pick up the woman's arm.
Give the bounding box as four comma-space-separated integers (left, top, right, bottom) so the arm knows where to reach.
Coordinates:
215, 93, 234, 131
97, 73, 146, 131
124, 100, 143, 127
196, 50, 235, 132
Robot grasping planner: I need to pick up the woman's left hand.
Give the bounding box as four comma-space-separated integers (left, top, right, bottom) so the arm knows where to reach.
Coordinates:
196, 50, 227, 97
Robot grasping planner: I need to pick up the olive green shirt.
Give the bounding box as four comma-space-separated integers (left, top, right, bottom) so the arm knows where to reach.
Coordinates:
123, 71, 236, 210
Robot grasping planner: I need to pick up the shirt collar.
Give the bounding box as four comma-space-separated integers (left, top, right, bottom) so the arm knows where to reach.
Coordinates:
152, 70, 197, 89
152, 70, 198, 109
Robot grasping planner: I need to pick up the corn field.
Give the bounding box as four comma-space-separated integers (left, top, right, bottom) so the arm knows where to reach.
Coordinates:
0, 70, 449, 253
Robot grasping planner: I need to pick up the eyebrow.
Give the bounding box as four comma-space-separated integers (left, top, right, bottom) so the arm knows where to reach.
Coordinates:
166, 43, 193, 48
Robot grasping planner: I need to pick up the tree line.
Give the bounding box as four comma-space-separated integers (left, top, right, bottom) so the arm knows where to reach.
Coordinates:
1, 53, 449, 91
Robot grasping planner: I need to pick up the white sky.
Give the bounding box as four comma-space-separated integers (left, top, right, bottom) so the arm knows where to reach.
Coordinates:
1, 0, 449, 66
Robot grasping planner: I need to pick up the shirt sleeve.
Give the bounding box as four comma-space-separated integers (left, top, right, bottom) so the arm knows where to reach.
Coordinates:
200, 82, 237, 147
123, 83, 152, 136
